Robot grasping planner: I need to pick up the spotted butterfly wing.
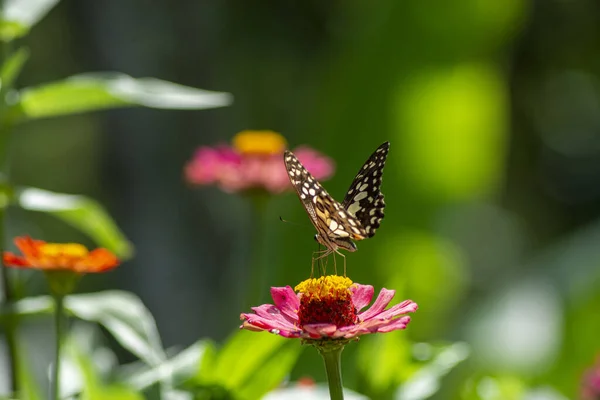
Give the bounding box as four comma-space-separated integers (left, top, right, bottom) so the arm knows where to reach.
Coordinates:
283, 151, 365, 252
341, 141, 389, 237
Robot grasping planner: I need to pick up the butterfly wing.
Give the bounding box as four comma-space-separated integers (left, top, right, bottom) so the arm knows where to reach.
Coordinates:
341, 142, 390, 238
283, 150, 366, 242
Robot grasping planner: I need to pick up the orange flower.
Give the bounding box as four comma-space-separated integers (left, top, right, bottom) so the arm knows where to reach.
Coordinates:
3, 236, 119, 273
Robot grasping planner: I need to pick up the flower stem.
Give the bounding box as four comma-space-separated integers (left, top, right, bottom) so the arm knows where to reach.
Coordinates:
52, 294, 65, 400
0, 209, 19, 394
0, 13, 19, 393
318, 345, 345, 400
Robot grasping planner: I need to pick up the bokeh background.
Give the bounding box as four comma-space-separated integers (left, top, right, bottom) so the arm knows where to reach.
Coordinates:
5, 0, 600, 398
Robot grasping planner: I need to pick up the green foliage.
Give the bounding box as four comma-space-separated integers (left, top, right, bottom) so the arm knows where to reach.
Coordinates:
0, 47, 29, 91
190, 330, 303, 400
10, 73, 232, 123
0, 0, 597, 399
0, 0, 59, 42
14, 187, 134, 259
5, 291, 166, 366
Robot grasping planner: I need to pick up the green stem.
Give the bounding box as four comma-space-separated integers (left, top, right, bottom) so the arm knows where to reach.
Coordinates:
318, 345, 345, 400
0, 210, 19, 394
0, 2, 19, 392
52, 294, 65, 400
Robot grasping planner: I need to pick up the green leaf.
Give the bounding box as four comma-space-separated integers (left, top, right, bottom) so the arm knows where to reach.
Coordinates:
4, 291, 166, 367
263, 386, 370, 400
11, 72, 232, 121
64, 291, 166, 367
15, 187, 134, 259
396, 342, 470, 400
356, 333, 413, 393
0, 294, 51, 318
0, 0, 60, 42
197, 340, 218, 382
66, 325, 144, 400
124, 341, 210, 390
200, 330, 303, 399
1, 47, 29, 90
237, 340, 302, 400
16, 345, 43, 400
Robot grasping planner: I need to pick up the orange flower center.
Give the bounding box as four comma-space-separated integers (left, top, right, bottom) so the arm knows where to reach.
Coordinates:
232, 130, 287, 155
295, 276, 357, 328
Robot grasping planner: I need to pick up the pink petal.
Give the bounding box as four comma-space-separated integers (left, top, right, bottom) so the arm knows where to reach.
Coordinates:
185, 145, 241, 186
251, 304, 298, 328
372, 300, 418, 321
240, 312, 298, 334
358, 288, 396, 321
375, 316, 412, 333
240, 320, 302, 338
271, 286, 300, 321
351, 284, 374, 312
303, 323, 338, 338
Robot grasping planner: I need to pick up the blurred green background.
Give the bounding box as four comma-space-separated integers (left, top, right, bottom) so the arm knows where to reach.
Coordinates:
5, 0, 600, 398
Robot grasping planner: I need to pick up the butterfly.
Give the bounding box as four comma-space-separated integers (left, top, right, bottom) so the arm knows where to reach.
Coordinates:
283, 142, 390, 275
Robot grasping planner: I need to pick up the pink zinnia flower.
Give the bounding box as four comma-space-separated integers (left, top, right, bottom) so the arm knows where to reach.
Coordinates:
582, 356, 600, 400
185, 130, 334, 194
240, 276, 418, 340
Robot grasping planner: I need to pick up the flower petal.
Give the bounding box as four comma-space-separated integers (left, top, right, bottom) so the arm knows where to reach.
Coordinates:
351, 284, 374, 312
372, 300, 418, 322
14, 236, 43, 258
303, 323, 338, 338
240, 311, 298, 334
270, 286, 300, 321
358, 288, 396, 321
3, 253, 29, 267
375, 316, 412, 333
251, 304, 298, 328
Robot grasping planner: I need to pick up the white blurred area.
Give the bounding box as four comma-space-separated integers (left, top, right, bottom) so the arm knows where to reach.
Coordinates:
465, 279, 562, 374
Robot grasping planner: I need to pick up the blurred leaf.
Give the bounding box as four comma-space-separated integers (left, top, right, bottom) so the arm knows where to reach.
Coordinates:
237, 340, 302, 400
0, 0, 59, 42
66, 327, 143, 400
460, 375, 526, 400
124, 341, 210, 390
196, 340, 217, 382
356, 334, 413, 395
211, 331, 291, 389
16, 345, 43, 400
10, 72, 232, 121
3, 291, 166, 367
1, 294, 51, 318
396, 342, 470, 400
65, 291, 166, 367
194, 330, 303, 399
1, 47, 29, 90
15, 186, 134, 259
263, 385, 370, 400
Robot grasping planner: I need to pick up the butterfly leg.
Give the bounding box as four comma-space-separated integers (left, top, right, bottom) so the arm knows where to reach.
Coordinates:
312, 249, 332, 277
333, 250, 347, 276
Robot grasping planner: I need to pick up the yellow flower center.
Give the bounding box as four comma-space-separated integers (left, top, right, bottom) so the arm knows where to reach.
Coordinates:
295, 275, 357, 328
232, 130, 287, 155
295, 275, 354, 300
40, 243, 88, 258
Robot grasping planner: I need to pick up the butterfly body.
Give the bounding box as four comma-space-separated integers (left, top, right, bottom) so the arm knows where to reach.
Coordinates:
284, 142, 390, 270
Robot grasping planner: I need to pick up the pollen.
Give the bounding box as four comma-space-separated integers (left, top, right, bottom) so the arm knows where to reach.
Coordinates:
295, 276, 357, 328
232, 130, 287, 155
40, 243, 88, 258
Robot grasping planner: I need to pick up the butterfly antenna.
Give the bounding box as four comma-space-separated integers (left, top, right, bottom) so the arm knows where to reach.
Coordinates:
279, 216, 313, 230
